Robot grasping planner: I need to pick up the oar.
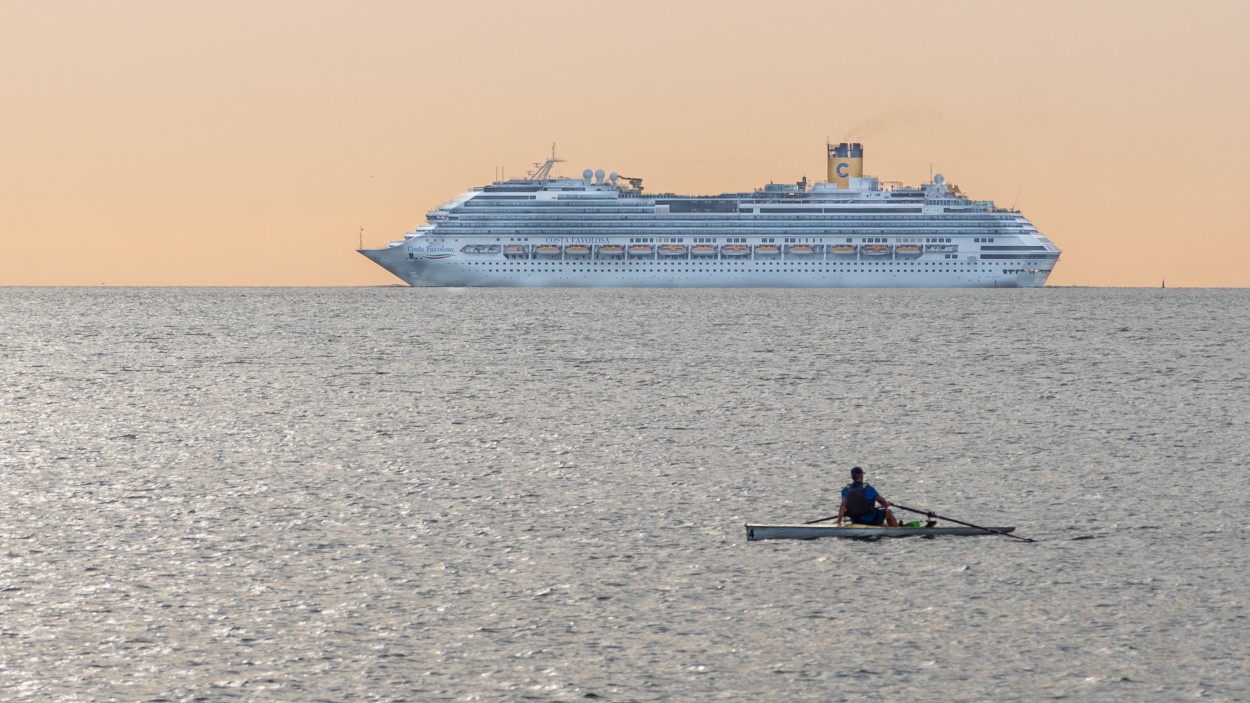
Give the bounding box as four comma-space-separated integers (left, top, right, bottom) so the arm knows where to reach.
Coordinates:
892, 503, 1035, 542
802, 515, 840, 525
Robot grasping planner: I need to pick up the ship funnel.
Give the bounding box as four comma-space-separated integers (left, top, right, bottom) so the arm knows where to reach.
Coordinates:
827, 142, 864, 187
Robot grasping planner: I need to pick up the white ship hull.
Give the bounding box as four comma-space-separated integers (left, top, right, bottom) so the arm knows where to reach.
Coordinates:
360, 244, 1052, 288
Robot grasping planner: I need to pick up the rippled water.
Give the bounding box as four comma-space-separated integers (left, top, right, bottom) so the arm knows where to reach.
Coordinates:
2, 287, 1248, 701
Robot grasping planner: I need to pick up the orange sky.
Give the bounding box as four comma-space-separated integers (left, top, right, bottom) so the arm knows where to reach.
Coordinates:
3, 0, 1247, 286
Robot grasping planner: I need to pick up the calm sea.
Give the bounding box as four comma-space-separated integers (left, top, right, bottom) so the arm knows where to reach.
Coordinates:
2, 287, 1248, 702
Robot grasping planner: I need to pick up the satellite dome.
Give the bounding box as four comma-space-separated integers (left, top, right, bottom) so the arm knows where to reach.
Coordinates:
934, 173, 945, 185
595, 169, 606, 183
583, 168, 594, 180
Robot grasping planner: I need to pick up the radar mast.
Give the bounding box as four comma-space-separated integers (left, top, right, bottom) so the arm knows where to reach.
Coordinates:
528, 142, 564, 181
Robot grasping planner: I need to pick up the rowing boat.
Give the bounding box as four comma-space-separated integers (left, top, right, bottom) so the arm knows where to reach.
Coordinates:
745, 523, 1016, 541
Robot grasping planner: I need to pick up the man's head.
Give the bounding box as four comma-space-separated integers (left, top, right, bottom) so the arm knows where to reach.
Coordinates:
850, 466, 864, 481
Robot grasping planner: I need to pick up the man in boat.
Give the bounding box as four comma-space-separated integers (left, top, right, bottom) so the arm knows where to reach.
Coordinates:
836, 466, 899, 527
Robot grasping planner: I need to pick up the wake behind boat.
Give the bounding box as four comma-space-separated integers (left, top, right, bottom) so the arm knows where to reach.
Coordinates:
745, 523, 1017, 541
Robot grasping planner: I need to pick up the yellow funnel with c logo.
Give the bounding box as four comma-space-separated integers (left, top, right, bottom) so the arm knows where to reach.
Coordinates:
827, 142, 864, 187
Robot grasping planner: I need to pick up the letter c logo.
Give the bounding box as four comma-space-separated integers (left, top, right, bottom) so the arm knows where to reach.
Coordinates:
836, 163, 849, 178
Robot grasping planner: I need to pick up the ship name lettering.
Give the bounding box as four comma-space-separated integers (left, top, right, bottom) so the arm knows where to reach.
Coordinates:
547, 237, 609, 244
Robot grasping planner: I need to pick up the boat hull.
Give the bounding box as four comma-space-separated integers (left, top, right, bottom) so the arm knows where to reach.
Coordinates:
358, 247, 1051, 288
745, 523, 1016, 540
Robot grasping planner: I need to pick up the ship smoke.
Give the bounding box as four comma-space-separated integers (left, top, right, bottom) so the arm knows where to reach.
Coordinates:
844, 106, 946, 141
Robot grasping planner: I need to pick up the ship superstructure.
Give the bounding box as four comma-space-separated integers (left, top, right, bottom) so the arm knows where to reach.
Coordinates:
358, 143, 1060, 288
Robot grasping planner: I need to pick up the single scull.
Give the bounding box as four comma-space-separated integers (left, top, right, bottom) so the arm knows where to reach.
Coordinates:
745, 523, 1017, 541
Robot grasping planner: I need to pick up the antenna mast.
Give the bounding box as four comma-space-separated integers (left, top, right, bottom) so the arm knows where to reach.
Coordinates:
528, 142, 564, 181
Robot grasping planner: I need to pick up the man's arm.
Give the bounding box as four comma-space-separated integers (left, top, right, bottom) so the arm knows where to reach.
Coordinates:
835, 496, 848, 525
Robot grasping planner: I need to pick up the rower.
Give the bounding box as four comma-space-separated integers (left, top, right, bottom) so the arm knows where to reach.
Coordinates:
836, 466, 899, 527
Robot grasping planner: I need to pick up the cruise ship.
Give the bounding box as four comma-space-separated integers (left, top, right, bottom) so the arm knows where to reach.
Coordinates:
358, 143, 1060, 287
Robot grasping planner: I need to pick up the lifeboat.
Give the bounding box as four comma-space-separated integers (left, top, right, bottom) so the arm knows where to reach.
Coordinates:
627, 244, 655, 258
830, 244, 857, 255
754, 244, 781, 256
861, 244, 891, 256
786, 245, 815, 256
504, 245, 529, 258
659, 244, 688, 257
565, 244, 592, 257
895, 244, 922, 257
535, 244, 563, 258
691, 244, 718, 256
596, 244, 625, 258
722, 244, 750, 256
